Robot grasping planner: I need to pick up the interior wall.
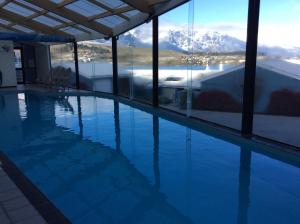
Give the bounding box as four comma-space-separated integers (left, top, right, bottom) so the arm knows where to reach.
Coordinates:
0, 40, 17, 87
35, 45, 51, 83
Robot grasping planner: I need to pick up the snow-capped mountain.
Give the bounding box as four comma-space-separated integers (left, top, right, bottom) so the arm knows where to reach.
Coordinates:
118, 30, 246, 53
194, 31, 246, 52
118, 30, 247, 53
118, 32, 151, 48
117, 29, 300, 56
159, 30, 246, 52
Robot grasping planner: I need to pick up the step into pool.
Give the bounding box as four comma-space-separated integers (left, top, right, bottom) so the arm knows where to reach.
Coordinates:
0, 91, 300, 224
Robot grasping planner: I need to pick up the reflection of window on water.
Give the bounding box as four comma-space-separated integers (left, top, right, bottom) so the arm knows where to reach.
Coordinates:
14, 49, 22, 69
0, 96, 5, 112
18, 93, 27, 120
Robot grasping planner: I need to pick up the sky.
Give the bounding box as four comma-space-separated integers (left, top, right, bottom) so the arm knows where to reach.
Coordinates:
159, 0, 300, 48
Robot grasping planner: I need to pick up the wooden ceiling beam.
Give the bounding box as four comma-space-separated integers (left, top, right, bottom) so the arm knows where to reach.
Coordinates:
0, 0, 12, 8
0, 8, 73, 37
54, 6, 132, 30
0, 23, 24, 33
87, 0, 130, 21
52, 5, 133, 33
88, 5, 133, 21
147, 0, 170, 6
121, 0, 152, 13
11, 0, 90, 34
57, 0, 77, 8
121, 0, 170, 13
25, 0, 113, 36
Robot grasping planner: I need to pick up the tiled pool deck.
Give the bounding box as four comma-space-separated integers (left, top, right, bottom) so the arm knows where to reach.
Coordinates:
0, 153, 70, 224
0, 85, 84, 223
0, 163, 46, 224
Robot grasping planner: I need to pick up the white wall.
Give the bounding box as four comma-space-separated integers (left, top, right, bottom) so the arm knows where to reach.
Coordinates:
0, 40, 16, 87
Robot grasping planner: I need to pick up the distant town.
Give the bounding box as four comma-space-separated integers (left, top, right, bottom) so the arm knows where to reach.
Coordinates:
51, 42, 299, 67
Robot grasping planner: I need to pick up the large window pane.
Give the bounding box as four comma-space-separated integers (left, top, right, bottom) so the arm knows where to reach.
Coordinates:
132, 22, 153, 103
118, 22, 153, 103
190, 0, 248, 130
50, 43, 76, 88
117, 33, 132, 98
253, 0, 300, 147
78, 40, 113, 93
158, 3, 189, 114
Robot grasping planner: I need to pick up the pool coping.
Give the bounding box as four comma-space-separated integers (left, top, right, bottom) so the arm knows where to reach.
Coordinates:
0, 151, 71, 224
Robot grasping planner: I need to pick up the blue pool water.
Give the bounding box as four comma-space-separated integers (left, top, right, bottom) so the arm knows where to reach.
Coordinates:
0, 91, 300, 224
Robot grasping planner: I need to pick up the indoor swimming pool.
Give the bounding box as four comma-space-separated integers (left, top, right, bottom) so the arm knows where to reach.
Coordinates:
0, 91, 300, 224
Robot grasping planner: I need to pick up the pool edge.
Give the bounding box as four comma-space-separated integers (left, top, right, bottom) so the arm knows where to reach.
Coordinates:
0, 151, 71, 224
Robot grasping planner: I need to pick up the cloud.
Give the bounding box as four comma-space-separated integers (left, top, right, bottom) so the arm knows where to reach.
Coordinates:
122, 17, 300, 49
258, 22, 300, 48
158, 20, 300, 48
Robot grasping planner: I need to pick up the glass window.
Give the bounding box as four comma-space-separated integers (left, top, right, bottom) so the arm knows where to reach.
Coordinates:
117, 32, 132, 98
158, 3, 190, 114
78, 39, 113, 93
159, 0, 247, 129
253, 0, 300, 147
118, 22, 153, 103
190, 0, 248, 130
50, 43, 76, 88
131, 22, 153, 103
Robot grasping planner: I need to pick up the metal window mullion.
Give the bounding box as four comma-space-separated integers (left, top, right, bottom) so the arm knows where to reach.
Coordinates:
112, 36, 118, 95
152, 16, 159, 107
73, 41, 80, 89
241, 0, 261, 136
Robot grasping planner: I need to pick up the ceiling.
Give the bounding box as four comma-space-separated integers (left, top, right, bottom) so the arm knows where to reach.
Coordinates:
0, 0, 188, 41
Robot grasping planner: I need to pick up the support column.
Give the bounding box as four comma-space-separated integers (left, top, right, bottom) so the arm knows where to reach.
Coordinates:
112, 36, 118, 96
73, 41, 80, 89
152, 16, 159, 107
241, 0, 261, 136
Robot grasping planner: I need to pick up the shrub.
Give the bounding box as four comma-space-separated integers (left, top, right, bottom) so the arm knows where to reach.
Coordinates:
266, 89, 300, 116
159, 96, 172, 105
179, 90, 187, 109
133, 83, 152, 102
118, 76, 130, 96
193, 90, 242, 112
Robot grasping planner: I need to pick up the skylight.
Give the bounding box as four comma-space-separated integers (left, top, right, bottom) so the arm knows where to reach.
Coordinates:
12, 25, 33, 33
65, 1, 105, 17
4, 3, 35, 17
33, 16, 62, 27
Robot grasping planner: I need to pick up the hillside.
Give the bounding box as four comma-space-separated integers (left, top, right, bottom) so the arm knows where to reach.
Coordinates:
50, 29, 300, 66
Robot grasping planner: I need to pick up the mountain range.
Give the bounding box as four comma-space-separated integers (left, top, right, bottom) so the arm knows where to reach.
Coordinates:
117, 30, 300, 57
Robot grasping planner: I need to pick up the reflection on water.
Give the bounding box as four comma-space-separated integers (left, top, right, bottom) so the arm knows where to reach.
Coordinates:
237, 148, 251, 224
0, 92, 300, 224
